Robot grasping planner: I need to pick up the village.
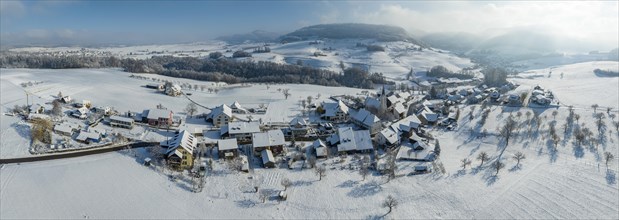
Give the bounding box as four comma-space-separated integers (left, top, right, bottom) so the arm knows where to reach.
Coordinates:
4, 71, 565, 194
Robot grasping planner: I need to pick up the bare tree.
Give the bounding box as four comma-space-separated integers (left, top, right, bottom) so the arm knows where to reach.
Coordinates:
258, 189, 269, 203
185, 103, 198, 118
282, 89, 291, 99
315, 165, 326, 181
591, 104, 599, 113
460, 158, 472, 170
477, 152, 489, 167
614, 121, 619, 132
307, 155, 317, 169
574, 114, 581, 124
499, 115, 518, 146
382, 195, 398, 214
595, 113, 606, 133
359, 165, 370, 181
605, 152, 615, 167
281, 178, 292, 191
512, 152, 525, 167
551, 133, 561, 149
493, 160, 505, 175
552, 110, 558, 120
306, 96, 313, 105
31, 118, 53, 144
51, 100, 63, 116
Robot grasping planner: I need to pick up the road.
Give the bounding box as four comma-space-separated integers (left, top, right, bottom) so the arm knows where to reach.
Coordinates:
0, 142, 158, 164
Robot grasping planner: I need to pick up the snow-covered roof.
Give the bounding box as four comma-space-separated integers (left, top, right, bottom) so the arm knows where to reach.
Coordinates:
316, 146, 328, 157
54, 124, 75, 134
364, 97, 381, 109
252, 130, 285, 149
110, 115, 134, 123
29, 104, 44, 112
289, 117, 308, 127
261, 149, 275, 165
226, 121, 261, 135
76, 131, 100, 142
218, 139, 238, 151
312, 139, 327, 149
421, 109, 438, 122
396, 141, 433, 161
390, 114, 421, 133
393, 102, 407, 114
396, 91, 411, 100
209, 104, 232, 119
352, 109, 380, 127
230, 101, 247, 110
202, 130, 221, 145
335, 127, 373, 152
322, 100, 349, 117
86, 126, 107, 136
143, 109, 172, 120
379, 128, 399, 145
163, 130, 196, 157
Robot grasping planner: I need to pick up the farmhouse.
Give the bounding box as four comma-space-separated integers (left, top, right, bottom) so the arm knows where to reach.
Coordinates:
53, 123, 79, 136
75, 131, 101, 144
146, 83, 164, 91
60, 96, 72, 103
396, 140, 434, 161
390, 114, 422, 134
351, 109, 382, 134
230, 101, 248, 114
377, 127, 399, 147
217, 139, 239, 159
418, 106, 438, 124
72, 106, 89, 119
222, 121, 261, 141
261, 149, 276, 168
208, 104, 232, 127
29, 104, 45, 114
109, 115, 134, 129
329, 127, 373, 154
320, 100, 349, 122
289, 117, 309, 135
142, 109, 173, 127
312, 139, 328, 158
162, 130, 197, 170
252, 130, 285, 155
392, 102, 407, 119
165, 84, 182, 96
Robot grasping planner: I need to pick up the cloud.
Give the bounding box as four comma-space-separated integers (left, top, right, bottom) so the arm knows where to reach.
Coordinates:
350, 2, 618, 50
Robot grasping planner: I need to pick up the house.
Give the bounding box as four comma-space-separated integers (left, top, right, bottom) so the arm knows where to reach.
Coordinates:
60, 96, 72, 103
351, 109, 382, 135
93, 106, 112, 115
418, 107, 438, 125
142, 109, 173, 127
489, 90, 501, 100
377, 127, 399, 147
312, 139, 328, 158
146, 83, 164, 91
75, 131, 101, 144
217, 139, 239, 159
230, 101, 249, 114
396, 140, 434, 161
29, 104, 45, 114
222, 121, 261, 141
53, 123, 79, 136
72, 106, 89, 119
165, 84, 182, 96
289, 117, 309, 135
109, 115, 134, 129
532, 94, 551, 105
261, 149, 276, 168
392, 102, 407, 119
390, 114, 422, 135
86, 126, 107, 137
202, 130, 222, 147
252, 130, 285, 155
329, 127, 373, 154
320, 100, 349, 122
207, 104, 232, 127
162, 130, 197, 170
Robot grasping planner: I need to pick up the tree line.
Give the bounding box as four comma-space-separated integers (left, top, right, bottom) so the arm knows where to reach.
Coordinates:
0, 53, 391, 89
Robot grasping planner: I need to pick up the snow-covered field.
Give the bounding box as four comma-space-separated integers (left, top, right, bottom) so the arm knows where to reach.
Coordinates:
512, 61, 619, 109
9, 39, 475, 82
1, 59, 618, 218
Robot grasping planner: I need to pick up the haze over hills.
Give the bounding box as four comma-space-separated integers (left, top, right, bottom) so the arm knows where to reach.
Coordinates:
215, 30, 280, 44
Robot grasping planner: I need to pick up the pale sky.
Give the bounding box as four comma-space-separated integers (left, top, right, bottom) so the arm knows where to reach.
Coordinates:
1, 0, 617, 50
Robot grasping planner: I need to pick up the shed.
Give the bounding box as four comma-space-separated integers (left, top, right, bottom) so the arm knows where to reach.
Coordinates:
261, 149, 275, 168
